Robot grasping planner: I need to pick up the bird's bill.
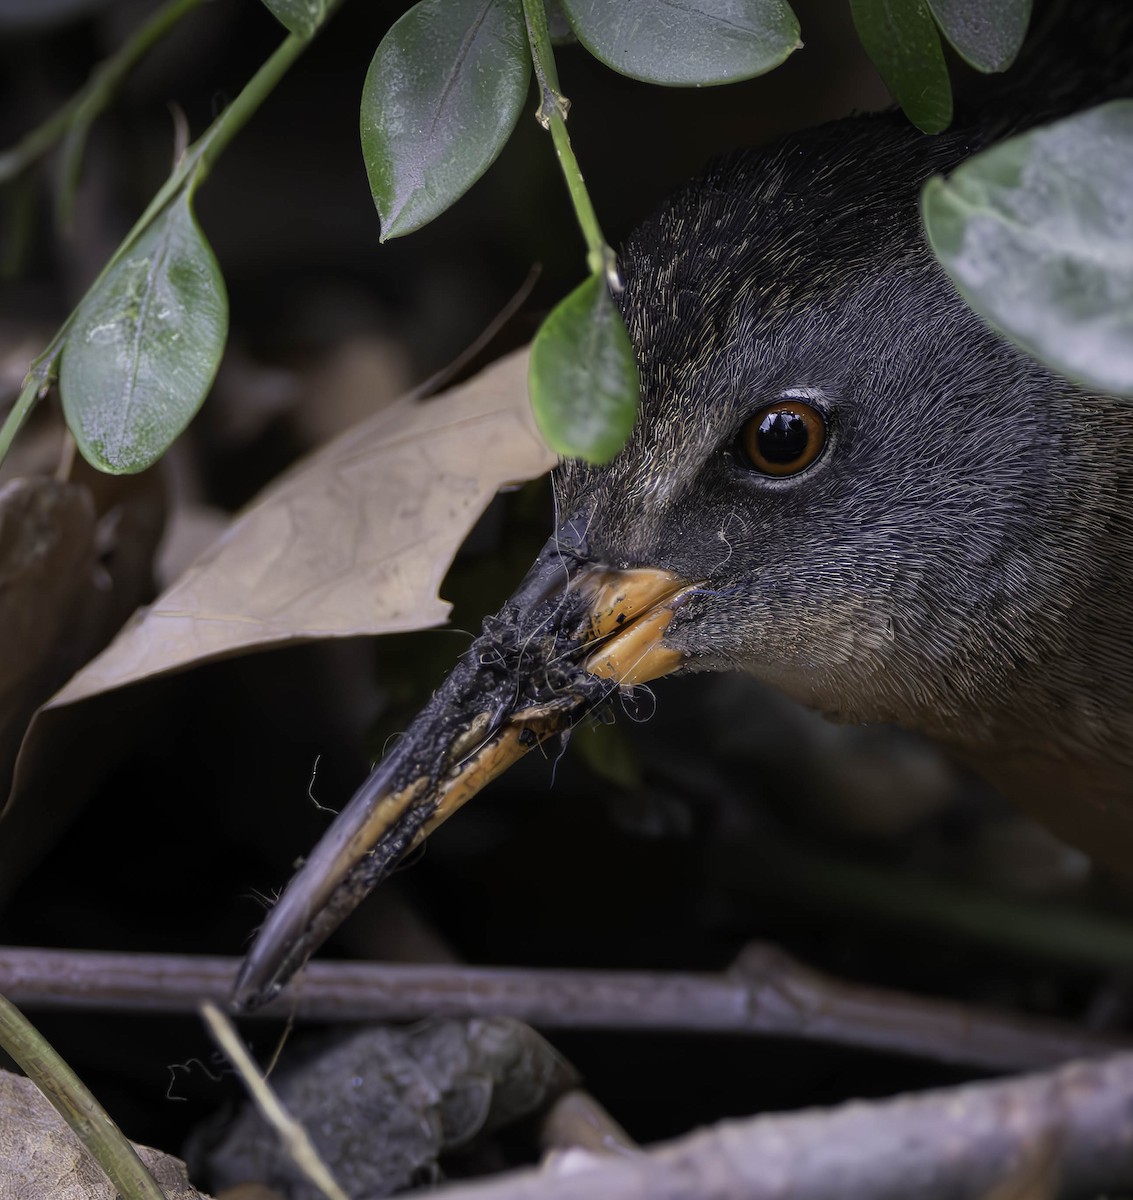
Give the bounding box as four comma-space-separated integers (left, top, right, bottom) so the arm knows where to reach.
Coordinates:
232, 544, 698, 1010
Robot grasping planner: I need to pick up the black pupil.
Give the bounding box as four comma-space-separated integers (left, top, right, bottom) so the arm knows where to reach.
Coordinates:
757, 409, 810, 464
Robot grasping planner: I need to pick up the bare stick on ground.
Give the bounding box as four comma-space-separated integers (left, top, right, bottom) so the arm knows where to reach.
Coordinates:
2, 944, 1127, 1072
397, 1051, 1133, 1200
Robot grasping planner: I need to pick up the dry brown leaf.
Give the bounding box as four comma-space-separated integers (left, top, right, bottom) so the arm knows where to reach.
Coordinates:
0, 348, 549, 886
47, 346, 552, 707
0, 479, 99, 795
0, 1069, 209, 1200
0, 468, 166, 895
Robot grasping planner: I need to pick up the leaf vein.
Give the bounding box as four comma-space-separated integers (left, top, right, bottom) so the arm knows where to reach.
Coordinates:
425, 0, 498, 148
653, 0, 760, 36
116, 209, 178, 462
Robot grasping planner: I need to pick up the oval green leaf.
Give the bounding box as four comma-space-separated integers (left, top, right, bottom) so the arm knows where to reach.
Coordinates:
361, 0, 530, 241
258, 0, 331, 39
850, 0, 952, 134
530, 274, 639, 464
59, 191, 228, 474
923, 101, 1133, 397
926, 0, 1031, 73
559, 0, 800, 86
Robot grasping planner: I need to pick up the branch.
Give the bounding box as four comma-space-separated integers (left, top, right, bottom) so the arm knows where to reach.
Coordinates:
200, 1000, 350, 1200
520, 0, 618, 285
1, 944, 1125, 1073
418, 1052, 1133, 1200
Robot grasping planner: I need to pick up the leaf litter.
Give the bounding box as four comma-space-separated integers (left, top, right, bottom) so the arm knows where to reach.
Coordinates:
0, 347, 554, 839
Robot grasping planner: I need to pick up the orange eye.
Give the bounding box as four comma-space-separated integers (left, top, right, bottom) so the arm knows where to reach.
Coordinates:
739, 399, 827, 477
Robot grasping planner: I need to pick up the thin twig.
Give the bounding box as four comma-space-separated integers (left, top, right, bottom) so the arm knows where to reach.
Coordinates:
1, 945, 1125, 1072
379, 1052, 1133, 1200
412, 264, 542, 402
200, 1000, 349, 1200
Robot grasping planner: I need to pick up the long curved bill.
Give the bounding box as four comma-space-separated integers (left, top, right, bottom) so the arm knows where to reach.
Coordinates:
233, 539, 699, 1011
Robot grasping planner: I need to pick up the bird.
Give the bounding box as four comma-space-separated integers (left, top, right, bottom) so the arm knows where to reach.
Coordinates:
233, 3, 1133, 1010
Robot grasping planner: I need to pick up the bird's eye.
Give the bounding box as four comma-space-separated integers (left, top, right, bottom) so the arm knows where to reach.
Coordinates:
739, 399, 827, 477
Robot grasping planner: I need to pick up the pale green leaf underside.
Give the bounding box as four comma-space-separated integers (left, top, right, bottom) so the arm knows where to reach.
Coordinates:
561, 0, 801, 86
60, 192, 228, 474
923, 101, 1133, 397
926, 0, 1031, 73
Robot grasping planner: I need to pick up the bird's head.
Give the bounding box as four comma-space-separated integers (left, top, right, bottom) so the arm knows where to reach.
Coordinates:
571, 113, 1104, 739
234, 113, 1122, 1010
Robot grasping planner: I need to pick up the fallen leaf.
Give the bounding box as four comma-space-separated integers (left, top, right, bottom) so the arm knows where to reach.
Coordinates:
0, 349, 549, 890
0, 467, 166, 898
44, 346, 550, 707
0, 1068, 208, 1200
0, 479, 98, 797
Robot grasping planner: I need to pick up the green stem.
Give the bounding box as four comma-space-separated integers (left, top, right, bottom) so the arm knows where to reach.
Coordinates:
106, 11, 333, 271
521, 0, 617, 285
3, 12, 333, 468
0, 0, 207, 187
0, 376, 43, 464
0, 993, 167, 1200
81, 23, 316, 292
192, 27, 316, 181
521, 0, 563, 98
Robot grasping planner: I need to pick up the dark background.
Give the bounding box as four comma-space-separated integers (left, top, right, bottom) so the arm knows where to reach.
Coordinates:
1, 0, 1129, 1187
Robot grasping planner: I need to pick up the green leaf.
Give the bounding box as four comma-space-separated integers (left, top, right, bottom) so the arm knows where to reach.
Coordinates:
922, 101, 1133, 397
530, 274, 639, 463
258, 0, 331, 39
559, 0, 800, 86
360, 0, 530, 241
59, 191, 227, 474
850, 0, 952, 133
926, 0, 1031, 73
